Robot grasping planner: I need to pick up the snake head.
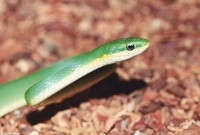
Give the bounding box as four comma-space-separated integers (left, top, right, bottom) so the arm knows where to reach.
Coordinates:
97, 37, 150, 63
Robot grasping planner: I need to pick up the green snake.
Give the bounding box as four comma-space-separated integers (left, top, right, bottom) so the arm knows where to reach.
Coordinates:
0, 37, 150, 117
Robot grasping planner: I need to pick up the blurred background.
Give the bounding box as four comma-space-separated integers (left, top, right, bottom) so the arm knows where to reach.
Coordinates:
0, 0, 199, 134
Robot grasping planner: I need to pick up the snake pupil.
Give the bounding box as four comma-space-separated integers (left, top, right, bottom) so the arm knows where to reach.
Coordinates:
126, 44, 135, 51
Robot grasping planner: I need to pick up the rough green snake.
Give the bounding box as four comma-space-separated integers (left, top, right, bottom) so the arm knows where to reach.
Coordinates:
0, 37, 150, 117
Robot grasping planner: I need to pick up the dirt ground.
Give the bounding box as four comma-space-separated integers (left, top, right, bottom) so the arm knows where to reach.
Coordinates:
0, 0, 199, 135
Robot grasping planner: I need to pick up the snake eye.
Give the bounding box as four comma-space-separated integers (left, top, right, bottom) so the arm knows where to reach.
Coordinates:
126, 44, 135, 51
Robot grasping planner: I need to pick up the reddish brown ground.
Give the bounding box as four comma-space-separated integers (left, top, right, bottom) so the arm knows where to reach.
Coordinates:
0, 0, 199, 135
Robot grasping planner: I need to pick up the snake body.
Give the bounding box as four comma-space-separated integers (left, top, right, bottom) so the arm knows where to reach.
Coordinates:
0, 37, 149, 117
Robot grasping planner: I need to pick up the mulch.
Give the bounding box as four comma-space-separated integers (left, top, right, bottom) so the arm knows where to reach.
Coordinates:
0, 0, 199, 134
